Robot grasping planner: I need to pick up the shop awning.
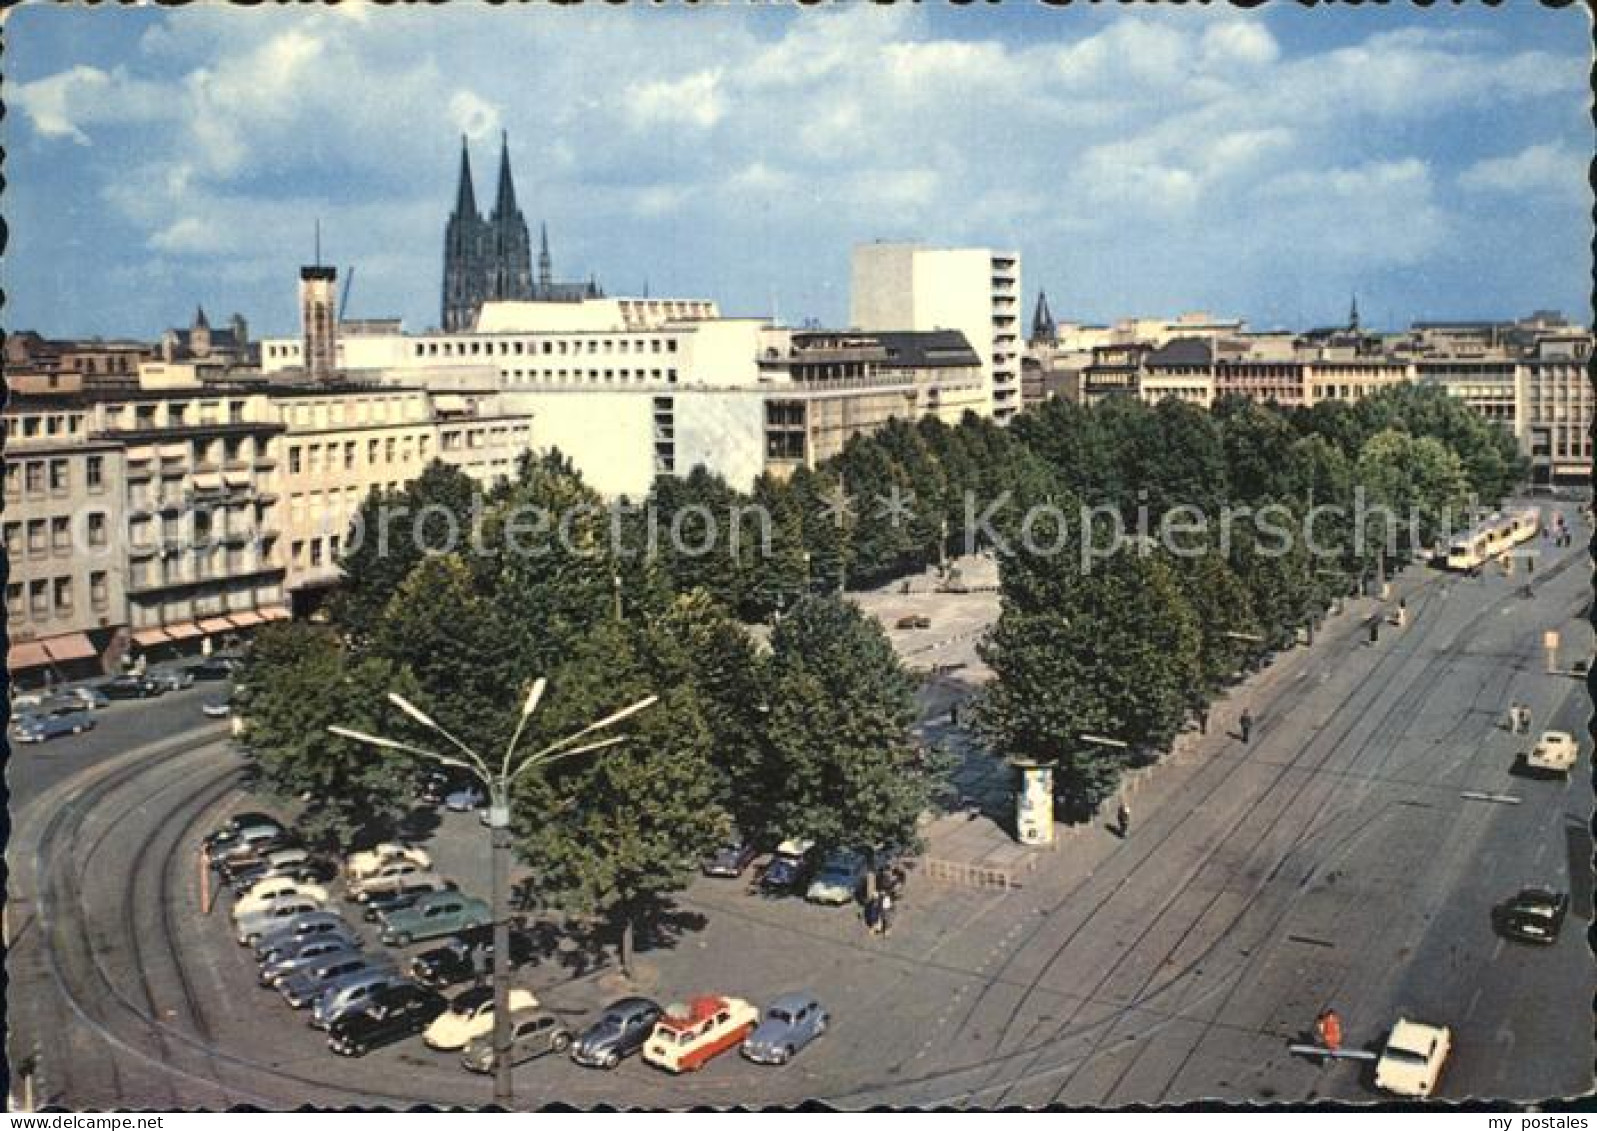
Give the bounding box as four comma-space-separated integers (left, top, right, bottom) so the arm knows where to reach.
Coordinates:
259, 607, 291, 622
165, 622, 204, 641
42, 633, 98, 663
228, 611, 265, 628
132, 628, 173, 648
198, 617, 235, 635
8, 641, 51, 671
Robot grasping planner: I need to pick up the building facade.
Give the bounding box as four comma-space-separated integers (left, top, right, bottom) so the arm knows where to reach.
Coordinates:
849, 242, 1022, 422
4, 401, 129, 683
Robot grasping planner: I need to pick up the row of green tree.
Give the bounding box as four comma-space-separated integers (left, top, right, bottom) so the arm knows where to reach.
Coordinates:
240, 454, 942, 968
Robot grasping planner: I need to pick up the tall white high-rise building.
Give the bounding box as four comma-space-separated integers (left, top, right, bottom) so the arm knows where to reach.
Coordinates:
849, 242, 1022, 421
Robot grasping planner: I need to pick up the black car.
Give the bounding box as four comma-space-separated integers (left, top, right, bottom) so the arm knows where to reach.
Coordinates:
1492, 888, 1569, 945
326, 984, 448, 1057
569, 996, 663, 1069
192, 656, 240, 681
103, 674, 165, 700
758, 841, 816, 895
703, 839, 760, 879
408, 928, 536, 989
362, 881, 457, 923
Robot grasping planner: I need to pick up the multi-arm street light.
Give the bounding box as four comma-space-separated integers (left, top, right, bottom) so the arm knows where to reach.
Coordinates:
329, 681, 657, 1107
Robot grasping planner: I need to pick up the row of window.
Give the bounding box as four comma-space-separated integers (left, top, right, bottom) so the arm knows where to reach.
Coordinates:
6, 413, 86, 441
4, 514, 110, 557
4, 455, 106, 499
411, 336, 681, 359
114, 400, 251, 429
6, 572, 110, 621
278, 395, 426, 430
288, 435, 430, 475
502, 368, 679, 385
290, 535, 343, 570
128, 547, 267, 589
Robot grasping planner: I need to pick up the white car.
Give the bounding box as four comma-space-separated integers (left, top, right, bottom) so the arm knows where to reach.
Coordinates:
346, 844, 432, 882
1375, 1017, 1451, 1098
234, 896, 323, 945
233, 879, 329, 922
347, 860, 435, 900
1527, 731, 1578, 775
422, 986, 540, 1050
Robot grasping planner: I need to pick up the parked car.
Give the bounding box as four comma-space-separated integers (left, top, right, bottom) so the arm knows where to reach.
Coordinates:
741, 993, 828, 1065
328, 984, 448, 1057
247, 846, 336, 885
380, 892, 492, 947
1374, 1017, 1451, 1097
281, 953, 392, 1009
103, 674, 165, 700
254, 912, 356, 961
349, 863, 443, 902
806, 850, 867, 906
233, 879, 330, 922
205, 812, 282, 850
12, 709, 96, 743
702, 839, 759, 879
570, 997, 664, 1069
147, 668, 195, 692
642, 995, 759, 1073
758, 839, 816, 895
1492, 887, 1569, 944
191, 656, 240, 681
260, 938, 363, 988
10, 690, 50, 712
236, 896, 324, 945
311, 969, 413, 1030
215, 832, 300, 875
363, 879, 457, 923
56, 686, 110, 711
417, 770, 453, 806
346, 844, 432, 883
202, 696, 232, 718
422, 985, 540, 1050
444, 785, 486, 812
1527, 730, 1579, 776
408, 928, 535, 989
462, 1010, 573, 1072
205, 820, 287, 865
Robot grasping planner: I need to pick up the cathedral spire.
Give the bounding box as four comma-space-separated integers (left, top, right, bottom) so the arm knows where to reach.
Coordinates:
195, 305, 209, 330
493, 131, 520, 220
538, 222, 552, 293
454, 135, 479, 219
1031, 290, 1056, 344
1349, 293, 1361, 333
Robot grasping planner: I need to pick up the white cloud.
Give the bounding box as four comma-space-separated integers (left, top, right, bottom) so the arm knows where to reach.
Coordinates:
6, 8, 1589, 336
1460, 142, 1589, 203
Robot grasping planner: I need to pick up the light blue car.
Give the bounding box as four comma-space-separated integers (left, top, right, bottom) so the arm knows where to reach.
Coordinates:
740, 992, 829, 1065
11, 709, 96, 744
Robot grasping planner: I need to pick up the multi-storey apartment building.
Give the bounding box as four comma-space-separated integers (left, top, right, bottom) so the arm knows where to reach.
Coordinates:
273, 379, 533, 602
1138, 339, 1215, 407
757, 329, 986, 476
104, 386, 289, 655
1520, 334, 1592, 485
4, 400, 129, 683
849, 242, 1022, 422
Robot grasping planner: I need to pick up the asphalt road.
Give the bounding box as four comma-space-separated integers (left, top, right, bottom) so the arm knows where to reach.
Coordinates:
7, 515, 1592, 1109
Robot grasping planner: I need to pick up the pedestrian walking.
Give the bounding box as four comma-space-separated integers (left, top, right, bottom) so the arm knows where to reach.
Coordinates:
879, 892, 895, 937
1239, 709, 1254, 744
1116, 800, 1131, 838
1368, 619, 1381, 644
1198, 707, 1210, 736
863, 893, 882, 936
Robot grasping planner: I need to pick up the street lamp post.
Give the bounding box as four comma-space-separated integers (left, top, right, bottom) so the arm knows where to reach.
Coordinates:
330, 681, 656, 1108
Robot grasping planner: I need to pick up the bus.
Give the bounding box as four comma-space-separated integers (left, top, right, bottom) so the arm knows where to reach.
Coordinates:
1441, 508, 1540, 571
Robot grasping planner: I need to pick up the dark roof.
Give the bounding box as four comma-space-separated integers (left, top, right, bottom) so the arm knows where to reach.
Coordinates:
872, 330, 980, 368
1145, 337, 1213, 367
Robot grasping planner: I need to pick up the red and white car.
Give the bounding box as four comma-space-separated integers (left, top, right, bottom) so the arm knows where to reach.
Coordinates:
642, 995, 758, 1073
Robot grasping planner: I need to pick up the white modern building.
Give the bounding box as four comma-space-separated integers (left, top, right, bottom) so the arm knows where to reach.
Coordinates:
849, 242, 1022, 422
261, 295, 983, 499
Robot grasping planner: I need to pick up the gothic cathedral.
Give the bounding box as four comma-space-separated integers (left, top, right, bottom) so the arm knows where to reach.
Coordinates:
441, 134, 601, 331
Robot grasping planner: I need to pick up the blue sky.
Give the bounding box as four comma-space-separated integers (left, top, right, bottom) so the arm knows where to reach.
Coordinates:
7, 3, 1591, 340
